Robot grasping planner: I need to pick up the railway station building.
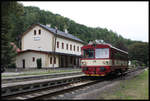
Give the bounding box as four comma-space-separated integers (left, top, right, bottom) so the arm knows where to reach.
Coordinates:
15, 23, 84, 68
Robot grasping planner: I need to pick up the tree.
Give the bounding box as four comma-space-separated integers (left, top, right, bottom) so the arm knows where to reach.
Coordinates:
2, 4, 148, 69
114, 39, 128, 52
128, 42, 149, 66
1, 1, 24, 68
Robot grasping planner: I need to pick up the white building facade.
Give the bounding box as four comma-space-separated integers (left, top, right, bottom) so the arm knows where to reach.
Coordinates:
16, 23, 84, 68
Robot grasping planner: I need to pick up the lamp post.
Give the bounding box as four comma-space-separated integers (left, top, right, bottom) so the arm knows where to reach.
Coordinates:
52, 26, 58, 68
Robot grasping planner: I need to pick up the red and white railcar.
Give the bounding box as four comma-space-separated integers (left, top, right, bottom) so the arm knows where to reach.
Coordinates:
80, 41, 128, 76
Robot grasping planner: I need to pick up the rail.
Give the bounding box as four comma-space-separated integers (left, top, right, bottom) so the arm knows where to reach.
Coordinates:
3, 67, 81, 72
2, 66, 147, 100
2, 74, 85, 97
2, 71, 83, 84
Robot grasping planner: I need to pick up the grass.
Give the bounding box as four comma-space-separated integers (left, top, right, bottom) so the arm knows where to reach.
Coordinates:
2, 69, 82, 78
99, 69, 149, 100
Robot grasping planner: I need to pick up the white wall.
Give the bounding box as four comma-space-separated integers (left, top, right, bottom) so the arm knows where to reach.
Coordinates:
16, 51, 46, 68
55, 37, 83, 55
22, 26, 54, 52
46, 54, 59, 67
21, 25, 84, 56
16, 51, 59, 68
19, 25, 83, 68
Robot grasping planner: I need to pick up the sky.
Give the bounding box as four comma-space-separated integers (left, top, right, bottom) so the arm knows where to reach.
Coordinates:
19, 1, 149, 42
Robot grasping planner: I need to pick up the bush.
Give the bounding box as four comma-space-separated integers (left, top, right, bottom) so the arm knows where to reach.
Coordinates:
7, 63, 16, 68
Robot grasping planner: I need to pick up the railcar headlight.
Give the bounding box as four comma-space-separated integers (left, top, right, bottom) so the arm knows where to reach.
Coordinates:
103, 61, 106, 64
103, 61, 109, 64
81, 61, 86, 65
106, 61, 109, 64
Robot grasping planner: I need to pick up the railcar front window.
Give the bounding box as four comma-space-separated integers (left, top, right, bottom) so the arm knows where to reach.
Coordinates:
83, 49, 94, 58
95, 48, 109, 58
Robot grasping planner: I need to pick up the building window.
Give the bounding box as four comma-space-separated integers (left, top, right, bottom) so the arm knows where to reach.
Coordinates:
50, 57, 52, 64
57, 41, 59, 48
62, 42, 64, 49
34, 30, 36, 35
95, 48, 109, 58
54, 56, 56, 64
39, 29, 41, 35
77, 46, 79, 52
32, 57, 35, 62
70, 44, 72, 51
66, 44, 68, 50
74, 45, 75, 51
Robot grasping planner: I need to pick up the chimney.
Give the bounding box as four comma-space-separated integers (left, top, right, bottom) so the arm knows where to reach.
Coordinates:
55, 26, 58, 33
64, 29, 68, 33
46, 24, 51, 27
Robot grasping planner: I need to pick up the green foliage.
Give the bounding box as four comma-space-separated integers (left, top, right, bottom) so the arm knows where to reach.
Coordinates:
36, 58, 42, 69
128, 42, 149, 66
114, 39, 128, 51
12, 6, 130, 45
11, 5, 138, 49
2, 4, 148, 68
99, 70, 148, 99
1, 1, 24, 68
8, 63, 17, 68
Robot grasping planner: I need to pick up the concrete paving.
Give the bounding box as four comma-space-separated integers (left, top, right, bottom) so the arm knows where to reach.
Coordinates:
2, 72, 21, 76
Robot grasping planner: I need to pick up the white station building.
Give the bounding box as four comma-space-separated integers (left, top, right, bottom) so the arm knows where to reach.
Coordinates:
15, 23, 84, 68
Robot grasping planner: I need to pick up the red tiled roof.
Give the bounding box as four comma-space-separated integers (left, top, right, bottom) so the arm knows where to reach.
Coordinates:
10, 42, 21, 53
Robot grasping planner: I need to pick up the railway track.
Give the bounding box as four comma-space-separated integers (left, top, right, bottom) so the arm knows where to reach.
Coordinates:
2, 71, 83, 84
3, 79, 97, 100
2, 67, 146, 100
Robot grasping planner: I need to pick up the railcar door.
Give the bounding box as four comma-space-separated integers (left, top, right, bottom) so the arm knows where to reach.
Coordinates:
110, 48, 115, 71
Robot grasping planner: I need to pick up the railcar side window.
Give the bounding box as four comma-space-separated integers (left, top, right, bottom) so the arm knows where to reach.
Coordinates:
83, 49, 94, 58
95, 48, 109, 58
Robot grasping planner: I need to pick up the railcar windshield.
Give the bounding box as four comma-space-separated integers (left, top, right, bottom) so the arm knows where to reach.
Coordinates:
83, 49, 94, 58
95, 48, 109, 58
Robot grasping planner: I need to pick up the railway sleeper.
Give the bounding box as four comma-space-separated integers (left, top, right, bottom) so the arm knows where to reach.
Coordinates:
2, 76, 84, 97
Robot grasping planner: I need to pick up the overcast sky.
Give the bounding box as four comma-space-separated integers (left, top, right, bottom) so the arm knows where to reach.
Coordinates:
19, 1, 148, 42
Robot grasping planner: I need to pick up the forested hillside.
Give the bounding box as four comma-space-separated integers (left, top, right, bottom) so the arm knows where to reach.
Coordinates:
1, 2, 149, 68
12, 6, 135, 48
